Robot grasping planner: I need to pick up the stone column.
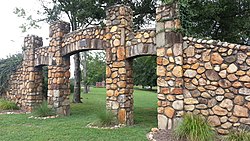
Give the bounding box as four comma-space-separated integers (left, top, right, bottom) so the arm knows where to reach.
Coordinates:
48, 21, 71, 115
105, 5, 134, 125
156, 3, 183, 129
23, 35, 44, 111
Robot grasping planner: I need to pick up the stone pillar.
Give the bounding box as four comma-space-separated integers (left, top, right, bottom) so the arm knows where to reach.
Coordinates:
156, 3, 183, 129
48, 21, 71, 115
23, 35, 44, 111
105, 5, 134, 125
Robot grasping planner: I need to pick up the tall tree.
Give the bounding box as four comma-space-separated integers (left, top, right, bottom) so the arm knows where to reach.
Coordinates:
81, 51, 88, 93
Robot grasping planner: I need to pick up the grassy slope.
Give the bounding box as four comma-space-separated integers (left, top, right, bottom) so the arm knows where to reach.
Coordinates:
0, 88, 157, 141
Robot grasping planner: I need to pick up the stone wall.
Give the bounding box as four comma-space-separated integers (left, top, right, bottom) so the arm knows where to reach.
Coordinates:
156, 3, 183, 129
61, 27, 107, 56
34, 46, 49, 66
182, 37, 250, 134
126, 29, 156, 58
5, 35, 44, 112
105, 4, 134, 125
3, 2, 250, 135
47, 21, 71, 115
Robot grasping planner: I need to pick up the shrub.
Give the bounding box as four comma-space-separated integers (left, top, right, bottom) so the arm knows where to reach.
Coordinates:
96, 110, 117, 127
174, 114, 215, 141
225, 129, 250, 141
0, 99, 19, 110
32, 101, 55, 117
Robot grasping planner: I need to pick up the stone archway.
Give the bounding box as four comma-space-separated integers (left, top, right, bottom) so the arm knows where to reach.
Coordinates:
5, 3, 184, 130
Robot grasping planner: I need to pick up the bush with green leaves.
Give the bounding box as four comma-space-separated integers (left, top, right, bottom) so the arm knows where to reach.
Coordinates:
95, 110, 117, 127
32, 101, 55, 117
0, 99, 19, 110
0, 54, 23, 94
174, 114, 215, 141
225, 129, 250, 141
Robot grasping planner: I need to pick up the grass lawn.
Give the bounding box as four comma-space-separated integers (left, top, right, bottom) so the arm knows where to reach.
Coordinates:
0, 88, 158, 141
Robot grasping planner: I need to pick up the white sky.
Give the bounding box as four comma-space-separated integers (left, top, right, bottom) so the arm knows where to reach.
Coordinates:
0, 0, 77, 77
0, 0, 49, 59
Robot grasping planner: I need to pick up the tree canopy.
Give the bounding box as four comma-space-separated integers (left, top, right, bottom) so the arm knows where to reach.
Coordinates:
80, 51, 106, 86
178, 0, 250, 44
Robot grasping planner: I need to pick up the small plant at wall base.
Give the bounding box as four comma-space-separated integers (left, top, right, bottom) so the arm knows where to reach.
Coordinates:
0, 99, 19, 110
174, 114, 215, 141
95, 110, 117, 127
32, 101, 56, 117
225, 129, 250, 141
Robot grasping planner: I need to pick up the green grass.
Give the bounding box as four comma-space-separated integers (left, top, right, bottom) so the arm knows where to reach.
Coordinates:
174, 114, 215, 141
0, 88, 157, 141
0, 99, 19, 110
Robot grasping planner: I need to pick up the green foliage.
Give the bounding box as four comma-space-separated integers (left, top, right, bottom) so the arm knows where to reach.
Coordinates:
0, 54, 23, 94
95, 110, 117, 127
0, 99, 19, 110
133, 56, 157, 88
81, 51, 106, 86
32, 101, 55, 117
162, 0, 176, 4
177, 0, 250, 44
225, 129, 250, 141
174, 114, 215, 141
13, 7, 41, 32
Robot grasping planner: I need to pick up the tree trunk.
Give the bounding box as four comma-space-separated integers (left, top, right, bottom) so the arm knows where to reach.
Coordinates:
73, 53, 82, 103
82, 51, 88, 93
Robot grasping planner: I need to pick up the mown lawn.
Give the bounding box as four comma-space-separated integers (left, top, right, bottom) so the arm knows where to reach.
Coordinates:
0, 88, 157, 141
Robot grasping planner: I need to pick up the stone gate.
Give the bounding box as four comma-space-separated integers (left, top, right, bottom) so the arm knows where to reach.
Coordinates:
4, 3, 250, 134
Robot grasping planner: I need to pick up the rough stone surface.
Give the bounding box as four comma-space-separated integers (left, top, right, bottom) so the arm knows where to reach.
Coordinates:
212, 106, 228, 116
211, 53, 224, 64
239, 88, 250, 95
220, 99, 233, 111
233, 105, 248, 118
205, 70, 220, 81
208, 116, 221, 127
184, 69, 197, 78
227, 64, 238, 73
164, 107, 175, 118
172, 66, 183, 77
172, 100, 183, 110
158, 114, 168, 129
184, 98, 199, 105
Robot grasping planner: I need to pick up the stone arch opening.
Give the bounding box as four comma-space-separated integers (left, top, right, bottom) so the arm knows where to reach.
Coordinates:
68, 49, 106, 98
33, 65, 48, 103
132, 55, 158, 127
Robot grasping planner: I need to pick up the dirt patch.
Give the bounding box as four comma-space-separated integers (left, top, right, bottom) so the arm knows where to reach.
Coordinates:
0, 110, 27, 115
147, 129, 186, 141
147, 128, 223, 141
86, 123, 125, 129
